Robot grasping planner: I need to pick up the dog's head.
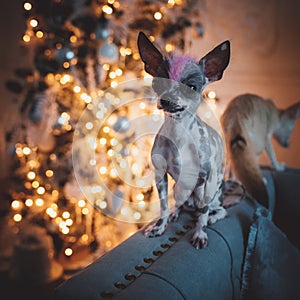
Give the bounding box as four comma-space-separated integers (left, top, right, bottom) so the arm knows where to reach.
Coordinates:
138, 32, 230, 116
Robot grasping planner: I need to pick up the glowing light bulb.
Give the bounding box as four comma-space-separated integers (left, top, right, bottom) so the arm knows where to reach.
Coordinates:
65, 248, 73, 256
24, 2, 32, 10
27, 171, 36, 181
110, 168, 118, 178
136, 193, 144, 201
99, 167, 107, 174
23, 147, 31, 155
82, 207, 89, 215
73, 86, 81, 93
115, 68, 123, 76
25, 198, 33, 207
45, 170, 54, 177
109, 71, 116, 79
99, 201, 107, 209
89, 159, 96, 166
35, 198, 44, 207
99, 138, 107, 145
36, 31, 43, 38
139, 102, 146, 109
110, 81, 118, 88
81, 234, 89, 242
62, 211, 70, 219
23, 35, 30, 43
154, 12, 162, 20
81, 93, 92, 104
78, 199, 86, 207
65, 219, 73, 226
133, 212, 141, 220
37, 186, 45, 195
11, 200, 21, 210
110, 138, 118, 146
103, 126, 110, 133
32, 181, 39, 188
165, 43, 175, 52
102, 5, 113, 14
29, 19, 38, 27
138, 201, 145, 208
121, 207, 129, 216
62, 227, 69, 234
107, 149, 114, 157
13, 214, 22, 222
208, 91, 216, 99
85, 122, 93, 130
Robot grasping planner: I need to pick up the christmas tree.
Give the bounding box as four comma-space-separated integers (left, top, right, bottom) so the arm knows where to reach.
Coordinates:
3, 0, 211, 274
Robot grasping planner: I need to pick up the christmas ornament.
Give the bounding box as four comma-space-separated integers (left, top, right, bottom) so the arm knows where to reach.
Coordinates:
98, 42, 119, 64
55, 46, 75, 63
112, 116, 130, 133
95, 14, 110, 40
95, 25, 110, 40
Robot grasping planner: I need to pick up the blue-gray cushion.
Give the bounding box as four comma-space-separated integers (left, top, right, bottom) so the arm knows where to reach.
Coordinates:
241, 207, 300, 300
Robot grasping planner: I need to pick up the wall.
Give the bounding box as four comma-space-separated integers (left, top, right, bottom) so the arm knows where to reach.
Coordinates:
190, 0, 300, 168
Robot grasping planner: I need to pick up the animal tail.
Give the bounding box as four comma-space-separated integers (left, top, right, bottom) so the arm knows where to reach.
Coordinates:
221, 118, 269, 208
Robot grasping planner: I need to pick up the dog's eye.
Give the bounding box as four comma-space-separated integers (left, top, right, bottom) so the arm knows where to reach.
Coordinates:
187, 84, 197, 91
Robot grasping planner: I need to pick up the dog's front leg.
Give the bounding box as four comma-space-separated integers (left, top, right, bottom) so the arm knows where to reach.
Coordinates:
191, 206, 209, 249
144, 173, 169, 237
171, 182, 194, 222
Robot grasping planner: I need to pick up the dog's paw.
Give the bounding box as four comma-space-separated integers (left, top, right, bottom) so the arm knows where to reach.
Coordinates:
168, 209, 180, 222
191, 230, 208, 249
208, 207, 227, 225
144, 218, 167, 237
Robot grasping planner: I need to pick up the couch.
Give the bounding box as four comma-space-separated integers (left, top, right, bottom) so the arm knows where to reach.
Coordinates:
55, 168, 300, 300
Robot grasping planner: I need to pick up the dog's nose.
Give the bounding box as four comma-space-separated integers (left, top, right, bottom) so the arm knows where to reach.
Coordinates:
160, 99, 171, 109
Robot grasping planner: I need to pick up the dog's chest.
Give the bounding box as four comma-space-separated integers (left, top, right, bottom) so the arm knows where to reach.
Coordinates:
152, 116, 223, 181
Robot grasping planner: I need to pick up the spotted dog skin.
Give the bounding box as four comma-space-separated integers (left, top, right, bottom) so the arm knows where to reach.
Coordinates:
138, 32, 230, 249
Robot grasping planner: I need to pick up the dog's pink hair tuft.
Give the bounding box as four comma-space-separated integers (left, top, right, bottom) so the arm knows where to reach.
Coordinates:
168, 56, 196, 81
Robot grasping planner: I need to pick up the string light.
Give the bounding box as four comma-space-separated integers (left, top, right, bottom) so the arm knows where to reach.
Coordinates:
82, 207, 89, 215
27, 171, 36, 180
73, 86, 81, 93
11, 200, 22, 210
23, 2, 32, 10
35, 198, 44, 207
32, 181, 39, 188
154, 12, 162, 20
37, 186, 46, 195
29, 19, 38, 28
102, 5, 113, 15
64, 248, 73, 256
23, 147, 31, 155
25, 198, 33, 207
36, 31, 44, 38
78, 200, 86, 208
99, 138, 107, 145
13, 214, 22, 222
62, 211, 71, 219
208, 91, 216, 99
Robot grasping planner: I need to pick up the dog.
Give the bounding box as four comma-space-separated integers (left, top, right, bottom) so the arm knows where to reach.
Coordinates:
137, 32, 230, 249
221, 93, 300, 207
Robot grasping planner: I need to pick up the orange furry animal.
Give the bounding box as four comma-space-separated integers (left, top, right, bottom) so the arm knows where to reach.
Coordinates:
221, 93, 300, 207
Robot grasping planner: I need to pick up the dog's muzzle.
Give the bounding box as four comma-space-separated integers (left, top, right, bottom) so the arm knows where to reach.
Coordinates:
159, 99, 185, 113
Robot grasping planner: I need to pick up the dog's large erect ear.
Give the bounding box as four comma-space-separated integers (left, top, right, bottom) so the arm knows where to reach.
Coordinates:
137, 32, 164, 77
199, 40, 230, 83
